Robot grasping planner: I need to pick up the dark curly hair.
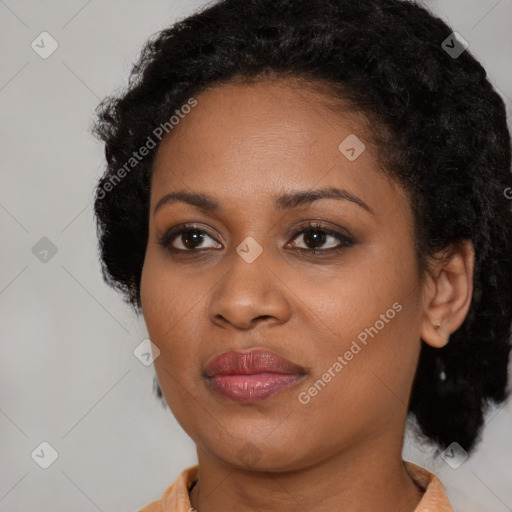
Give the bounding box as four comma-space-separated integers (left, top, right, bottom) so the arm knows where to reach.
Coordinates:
92, 0, 512, 455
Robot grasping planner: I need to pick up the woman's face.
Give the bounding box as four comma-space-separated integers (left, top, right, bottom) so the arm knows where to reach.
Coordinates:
140, 79, 427, 471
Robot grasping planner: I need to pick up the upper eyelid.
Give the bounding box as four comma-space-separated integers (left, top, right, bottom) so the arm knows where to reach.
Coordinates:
284, 221, 352, 239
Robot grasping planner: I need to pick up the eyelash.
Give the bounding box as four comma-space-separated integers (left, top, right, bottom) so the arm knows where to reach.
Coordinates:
157, 221, 354, 256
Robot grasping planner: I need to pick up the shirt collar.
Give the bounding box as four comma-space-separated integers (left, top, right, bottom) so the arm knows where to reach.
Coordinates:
404, 461, 454, 511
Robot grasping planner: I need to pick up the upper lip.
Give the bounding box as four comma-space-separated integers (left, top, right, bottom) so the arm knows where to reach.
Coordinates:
204, 348, 307, 377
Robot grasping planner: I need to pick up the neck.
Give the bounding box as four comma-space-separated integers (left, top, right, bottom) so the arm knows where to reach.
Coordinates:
189, 432, 424, 512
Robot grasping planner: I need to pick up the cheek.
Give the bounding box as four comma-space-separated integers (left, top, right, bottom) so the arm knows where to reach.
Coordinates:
140, 257, 216, 443
140, 252, 211, 390
140, 261, 200, 421
292, 242, 422, 420
292, 306, 421, 455
285, 235, 418, 339
141, 249, 204, 342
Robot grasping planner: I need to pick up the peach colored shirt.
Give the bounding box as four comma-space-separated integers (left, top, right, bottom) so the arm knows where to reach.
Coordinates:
138, 461, 453, 511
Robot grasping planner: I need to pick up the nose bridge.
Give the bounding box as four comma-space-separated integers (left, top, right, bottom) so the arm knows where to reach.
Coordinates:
219, 236, 271, 303
208, 236, 290, 327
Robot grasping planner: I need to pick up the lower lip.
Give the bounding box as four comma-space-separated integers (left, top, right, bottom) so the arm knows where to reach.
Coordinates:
206, 372, 305, 403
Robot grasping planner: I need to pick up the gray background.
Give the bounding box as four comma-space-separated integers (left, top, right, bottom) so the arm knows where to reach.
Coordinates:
0, 1, 511, 511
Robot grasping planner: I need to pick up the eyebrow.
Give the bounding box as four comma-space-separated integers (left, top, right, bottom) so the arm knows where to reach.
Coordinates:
154, 186, 374, 215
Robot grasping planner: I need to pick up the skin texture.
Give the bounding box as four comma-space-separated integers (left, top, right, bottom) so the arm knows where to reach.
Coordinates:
140, 78, 474, 512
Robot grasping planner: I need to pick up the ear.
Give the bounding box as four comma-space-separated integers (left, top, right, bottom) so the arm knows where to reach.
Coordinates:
420, 240, 475, 348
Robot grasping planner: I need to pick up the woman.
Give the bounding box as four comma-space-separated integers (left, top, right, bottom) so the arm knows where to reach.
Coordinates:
92, 0, 512, 510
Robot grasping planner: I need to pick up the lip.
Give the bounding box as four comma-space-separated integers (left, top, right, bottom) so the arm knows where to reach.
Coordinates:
204, 348, 307, 403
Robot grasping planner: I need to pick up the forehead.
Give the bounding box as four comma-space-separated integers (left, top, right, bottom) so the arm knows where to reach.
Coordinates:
150, 79, 408, 221
155, 77, 369, 157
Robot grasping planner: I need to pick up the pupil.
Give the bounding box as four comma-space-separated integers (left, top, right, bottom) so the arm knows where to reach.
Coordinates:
183, 230, 204, 249
305, 229, 325, 248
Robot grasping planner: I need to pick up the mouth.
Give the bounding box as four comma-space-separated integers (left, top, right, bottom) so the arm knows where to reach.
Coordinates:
203, 348, 308, 404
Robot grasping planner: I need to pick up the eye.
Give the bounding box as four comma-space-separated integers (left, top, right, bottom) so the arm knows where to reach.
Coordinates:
157, 224, 221, 252
286, 221, 354, 254
157, 221, 354, 255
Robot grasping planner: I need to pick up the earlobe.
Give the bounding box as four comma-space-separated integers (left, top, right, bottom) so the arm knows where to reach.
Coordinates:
420, 240, 475, 349
422, 320, 451, 348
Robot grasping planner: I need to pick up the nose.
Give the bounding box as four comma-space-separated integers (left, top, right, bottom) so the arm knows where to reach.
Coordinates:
207, 245, 292, 330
